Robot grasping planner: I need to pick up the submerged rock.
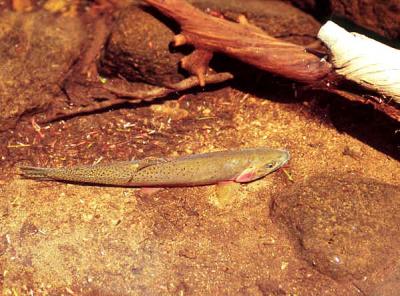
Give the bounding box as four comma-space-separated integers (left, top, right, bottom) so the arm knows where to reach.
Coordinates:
101, 5, 185, 86
271, 174, 400, 282
0, 11, 84, 131
191, 0, 321, 45
289, 0, 400, 40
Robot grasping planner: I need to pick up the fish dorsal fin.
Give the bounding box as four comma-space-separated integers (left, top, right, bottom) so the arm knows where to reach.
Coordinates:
134, 157, 170, 171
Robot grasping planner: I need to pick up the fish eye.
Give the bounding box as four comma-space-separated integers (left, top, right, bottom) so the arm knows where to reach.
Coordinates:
266, 162, 276, 169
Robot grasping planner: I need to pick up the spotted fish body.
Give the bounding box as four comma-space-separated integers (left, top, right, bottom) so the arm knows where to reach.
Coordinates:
19, 148, 289, 187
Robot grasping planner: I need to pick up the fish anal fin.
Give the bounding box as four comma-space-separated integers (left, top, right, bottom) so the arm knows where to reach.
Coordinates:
140, 187, 163, 196
213, 181, 242, 208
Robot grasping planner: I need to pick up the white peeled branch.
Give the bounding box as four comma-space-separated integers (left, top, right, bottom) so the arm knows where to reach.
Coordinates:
318, 21, 400, 104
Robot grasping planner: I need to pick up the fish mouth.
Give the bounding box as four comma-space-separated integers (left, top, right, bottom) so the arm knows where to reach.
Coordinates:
278, 149, 290, 167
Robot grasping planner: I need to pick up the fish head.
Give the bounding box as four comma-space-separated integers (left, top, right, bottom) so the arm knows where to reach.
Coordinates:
235, 149, 290, 183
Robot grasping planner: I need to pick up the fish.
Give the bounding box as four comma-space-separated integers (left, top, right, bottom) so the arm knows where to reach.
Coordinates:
19, 147, 290, 187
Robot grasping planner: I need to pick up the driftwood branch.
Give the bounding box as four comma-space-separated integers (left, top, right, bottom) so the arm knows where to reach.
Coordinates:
144, 0, 400, 122
145, 0, 332, 83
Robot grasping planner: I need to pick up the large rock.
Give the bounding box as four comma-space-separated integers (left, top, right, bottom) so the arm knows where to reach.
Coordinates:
0, 11, 84, 131
289, 0, 400, 39
271, 174, 400, 287
330, 0, 400, 39
191, 0, 321, 45
100, 5, 186, 87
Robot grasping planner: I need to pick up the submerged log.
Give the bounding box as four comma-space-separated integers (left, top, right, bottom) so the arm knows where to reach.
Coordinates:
318, 21, 400, 104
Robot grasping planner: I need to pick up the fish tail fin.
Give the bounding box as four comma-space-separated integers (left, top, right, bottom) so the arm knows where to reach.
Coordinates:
18, 166, 53, 180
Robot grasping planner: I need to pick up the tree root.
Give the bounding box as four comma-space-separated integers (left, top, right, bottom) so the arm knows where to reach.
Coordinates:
43, 72, 233, 123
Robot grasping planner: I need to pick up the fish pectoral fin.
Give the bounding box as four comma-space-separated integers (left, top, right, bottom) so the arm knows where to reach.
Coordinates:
214, 181, 241, 207
135, 157, 170, 171
235, 167, 257, 183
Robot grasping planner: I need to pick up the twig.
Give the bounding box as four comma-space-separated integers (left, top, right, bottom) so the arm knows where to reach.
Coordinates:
79, 17, 111, 79
45, 98, 129, 123
102, 72, 233, 99
323, 88, 400, 122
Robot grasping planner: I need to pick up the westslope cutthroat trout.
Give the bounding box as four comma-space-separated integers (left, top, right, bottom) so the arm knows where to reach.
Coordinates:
19, 148, 289, 187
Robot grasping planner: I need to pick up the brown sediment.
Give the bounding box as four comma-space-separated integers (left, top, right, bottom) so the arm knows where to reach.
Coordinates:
1, 86, 399, 294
